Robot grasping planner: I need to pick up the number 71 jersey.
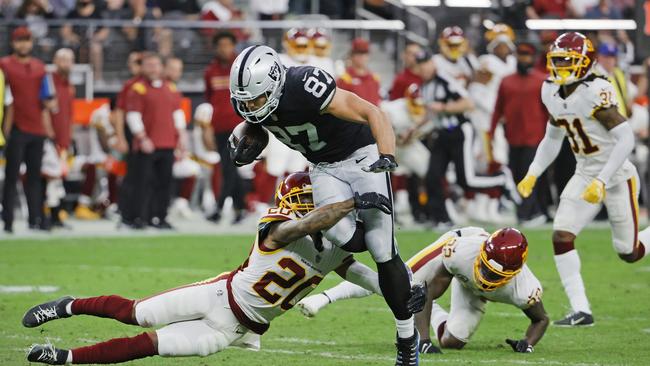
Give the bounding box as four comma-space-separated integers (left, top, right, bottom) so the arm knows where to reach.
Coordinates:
541, 75, 635, 186
261, 66, 375, 164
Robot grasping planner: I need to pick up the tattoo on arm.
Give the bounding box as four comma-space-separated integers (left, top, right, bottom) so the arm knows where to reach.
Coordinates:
594, 106, 626, 130
266, 199, 355, 245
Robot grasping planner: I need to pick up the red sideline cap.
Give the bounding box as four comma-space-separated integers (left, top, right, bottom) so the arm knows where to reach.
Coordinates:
12, 26, 32, 41
351, 38, 370, 53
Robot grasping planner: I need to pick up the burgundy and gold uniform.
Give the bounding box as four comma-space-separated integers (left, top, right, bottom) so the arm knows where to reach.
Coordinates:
227, 208, 352, 334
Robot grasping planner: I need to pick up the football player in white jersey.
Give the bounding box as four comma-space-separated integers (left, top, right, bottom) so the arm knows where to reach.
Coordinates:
381, 83, 430, 179
22, 173, 424, 365
308, 28, 337, 76
298, 227, 548, 353
517, 32, 650, 327
433, 26, 479, 88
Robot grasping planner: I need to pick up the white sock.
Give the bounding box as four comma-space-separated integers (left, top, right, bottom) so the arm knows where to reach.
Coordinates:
66, 350, 72, 364
430, 302, 449, 340
65, 301, 73, 316
554, 250, 591, 314
396, 315, 414, 339
322, 282, 373, 303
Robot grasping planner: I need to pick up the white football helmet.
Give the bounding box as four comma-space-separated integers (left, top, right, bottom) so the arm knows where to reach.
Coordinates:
230, 45, 286, 123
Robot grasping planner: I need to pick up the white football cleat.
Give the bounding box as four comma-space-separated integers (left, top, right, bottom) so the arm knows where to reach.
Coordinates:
296, 294, 330, 318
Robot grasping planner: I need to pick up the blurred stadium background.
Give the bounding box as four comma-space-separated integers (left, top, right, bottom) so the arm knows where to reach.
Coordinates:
0, 0, 649, 234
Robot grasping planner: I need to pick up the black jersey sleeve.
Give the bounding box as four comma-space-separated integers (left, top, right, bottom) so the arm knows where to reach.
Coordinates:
286, 66, 337, 113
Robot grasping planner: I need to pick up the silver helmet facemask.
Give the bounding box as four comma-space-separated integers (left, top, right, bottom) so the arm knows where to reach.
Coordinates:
230, 45, 286, 123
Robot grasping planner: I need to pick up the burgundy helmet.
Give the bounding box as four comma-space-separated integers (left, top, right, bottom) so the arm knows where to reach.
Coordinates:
546, 32, 596, 85
275, 172, 314, 217
474, 227, 529, 291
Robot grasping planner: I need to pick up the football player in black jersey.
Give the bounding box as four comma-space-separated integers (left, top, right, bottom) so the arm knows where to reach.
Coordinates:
229, 45, 420, 365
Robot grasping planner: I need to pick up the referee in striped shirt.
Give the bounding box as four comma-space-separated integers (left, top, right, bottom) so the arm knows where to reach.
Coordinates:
411, 50, 514, 228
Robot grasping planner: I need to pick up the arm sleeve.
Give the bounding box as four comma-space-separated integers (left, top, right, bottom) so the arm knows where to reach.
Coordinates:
4, 84, 12, 106
588, 80, 618, 117
173, 109, 186, 130
322, 281, 375, 302
40, 74, 55, 100
596, 122, 634, 185
342, 261, 382, 295
126, 111, 145, 135
527, 123, 566, 177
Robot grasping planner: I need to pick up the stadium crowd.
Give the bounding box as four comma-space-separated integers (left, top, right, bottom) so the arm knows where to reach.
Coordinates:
0, 0, 648, 233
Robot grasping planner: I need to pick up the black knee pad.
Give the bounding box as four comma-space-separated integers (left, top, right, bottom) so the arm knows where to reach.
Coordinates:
340, 221, 367, 253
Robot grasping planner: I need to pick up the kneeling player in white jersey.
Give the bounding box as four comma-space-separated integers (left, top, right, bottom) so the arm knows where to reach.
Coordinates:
298, 227, 548, 353
22, 172, 421, 364
517, 32, 650, 327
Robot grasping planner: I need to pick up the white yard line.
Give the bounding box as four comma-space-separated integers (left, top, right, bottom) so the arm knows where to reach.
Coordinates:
0, 285, 60, 294
262, 348, 614, 366
269, 337, 339, 346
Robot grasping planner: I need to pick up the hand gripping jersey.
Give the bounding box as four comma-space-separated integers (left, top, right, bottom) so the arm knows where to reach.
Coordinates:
227, 208, 352, 334
541, 75, 636, 186
409, 227, 542, 309
260, 66, 375, 163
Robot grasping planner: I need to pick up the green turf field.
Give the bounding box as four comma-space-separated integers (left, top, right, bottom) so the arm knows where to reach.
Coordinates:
2, 228, 649, 365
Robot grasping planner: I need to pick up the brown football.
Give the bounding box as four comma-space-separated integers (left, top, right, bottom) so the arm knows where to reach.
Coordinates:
231, 121, 269, 162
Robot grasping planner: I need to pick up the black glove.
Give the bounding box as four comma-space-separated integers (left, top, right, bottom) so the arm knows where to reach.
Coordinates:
228, 133, 260, 167
362, 154, 398, 173
407, 283, 426, 314
505, 339, 533, 353
353, 192, 392, 215
419, 339, 442, 354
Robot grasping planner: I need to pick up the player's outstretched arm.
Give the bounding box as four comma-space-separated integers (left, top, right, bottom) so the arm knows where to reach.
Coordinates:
266, 192, 392, 245
518, 118, 565, 198
324, 87, 396, 157
506, 301, 549, 353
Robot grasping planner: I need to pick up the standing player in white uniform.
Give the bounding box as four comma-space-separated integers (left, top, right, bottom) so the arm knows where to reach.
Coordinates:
433, 26, 479, 88
517, 32, 650, 327
229, 45, 421, 365
308, 28, 337, 76
298, 227, 548, 353
22, 172, 421, 364
381, 83, 430, 180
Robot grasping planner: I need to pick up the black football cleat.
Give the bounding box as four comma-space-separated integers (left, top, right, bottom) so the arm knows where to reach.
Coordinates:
419, 339, 442, 354
395, 329, 420, 366
553, 311, 594, 327
27, 343, 69, 365
22, 296, 74, 328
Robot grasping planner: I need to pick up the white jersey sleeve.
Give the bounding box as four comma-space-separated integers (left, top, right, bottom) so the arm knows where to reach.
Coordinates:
578, 76, 618, 117
508, 265, 543, 309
